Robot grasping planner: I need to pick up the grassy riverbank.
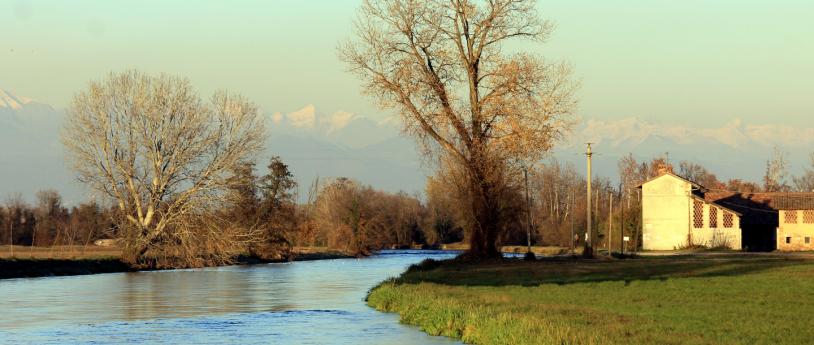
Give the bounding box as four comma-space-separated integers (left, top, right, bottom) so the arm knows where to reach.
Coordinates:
0, 246, 353, 280
367, 254, 814, 345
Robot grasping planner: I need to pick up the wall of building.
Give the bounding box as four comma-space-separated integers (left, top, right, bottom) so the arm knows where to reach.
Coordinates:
690, 203, 742, 249
642, 175, 692, 250
642, 174, 742, 250
777, 210, 814, 251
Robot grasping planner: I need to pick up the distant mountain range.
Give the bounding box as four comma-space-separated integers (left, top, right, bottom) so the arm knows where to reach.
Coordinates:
1, 88, 811, 204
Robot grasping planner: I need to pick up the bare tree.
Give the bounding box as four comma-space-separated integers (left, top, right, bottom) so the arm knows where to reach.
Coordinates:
793, 153, 814, 192
678, 161, 722, 189
62, 70, 265, 267
341, 0, 577, 257
764, 147, 790, 192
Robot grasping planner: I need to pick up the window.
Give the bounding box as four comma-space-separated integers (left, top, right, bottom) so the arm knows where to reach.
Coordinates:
693, 200, 704, 228
804, 210, 814, 224
709, 207, 718, 228
723, 212, 734, 228
806, 237, 811, 244
785, 210, 799, 224
786, 236, 792, 244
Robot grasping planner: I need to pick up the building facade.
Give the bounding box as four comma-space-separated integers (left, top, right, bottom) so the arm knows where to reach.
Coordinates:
774, 196, 814, 250
641, 170, 814, 252
640, 172, 742, 250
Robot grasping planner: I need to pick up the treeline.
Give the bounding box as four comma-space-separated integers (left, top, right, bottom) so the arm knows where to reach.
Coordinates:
0, 157, 459, 263
514, 150, 814, 252
0, 190, 113, 249
221, 157, 449, 260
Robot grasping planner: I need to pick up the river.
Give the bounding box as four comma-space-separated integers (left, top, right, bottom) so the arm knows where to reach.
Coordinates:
0, 250, 461, 344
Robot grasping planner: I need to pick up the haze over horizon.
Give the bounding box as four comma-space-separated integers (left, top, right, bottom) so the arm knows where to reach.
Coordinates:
3, 0, 813, 126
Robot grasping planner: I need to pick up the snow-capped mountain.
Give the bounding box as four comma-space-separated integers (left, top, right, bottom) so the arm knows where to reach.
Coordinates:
264, 105, 428, 199
0, 89, 81, 203
1, 86, 811, 204
267, 104, 402, 149
556, 117, 814, 183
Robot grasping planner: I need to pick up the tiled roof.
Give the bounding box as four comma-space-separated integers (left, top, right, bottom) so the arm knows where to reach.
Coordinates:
767, 194, 814, 210
704, 191, 814, 225
704, 192, 777, 226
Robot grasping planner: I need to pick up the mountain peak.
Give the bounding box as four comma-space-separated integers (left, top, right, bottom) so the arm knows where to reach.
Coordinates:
0, 89, 34, 110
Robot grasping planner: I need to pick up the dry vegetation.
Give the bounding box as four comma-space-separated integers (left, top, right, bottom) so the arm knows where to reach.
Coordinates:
341, 0, 578, 258
0, 245, 121, 260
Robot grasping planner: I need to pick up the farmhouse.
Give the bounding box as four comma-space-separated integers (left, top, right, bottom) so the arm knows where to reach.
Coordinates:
639, 168, 814, 251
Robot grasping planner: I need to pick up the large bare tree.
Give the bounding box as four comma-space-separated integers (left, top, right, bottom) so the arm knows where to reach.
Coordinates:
341, 0, 577, 257
62, 71, 265, 267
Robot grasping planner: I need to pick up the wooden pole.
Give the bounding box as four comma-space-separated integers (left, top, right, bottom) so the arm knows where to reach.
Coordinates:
570, 187, 575, 255
524, 167, 532, 253
608, 192, 613, 255
620, 185, 625, 255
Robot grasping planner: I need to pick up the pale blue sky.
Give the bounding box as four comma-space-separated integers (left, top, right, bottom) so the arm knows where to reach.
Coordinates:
3, 0, 813, 126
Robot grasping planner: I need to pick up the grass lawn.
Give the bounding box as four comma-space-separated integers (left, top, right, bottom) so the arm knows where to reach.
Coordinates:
367, 254, 814, 345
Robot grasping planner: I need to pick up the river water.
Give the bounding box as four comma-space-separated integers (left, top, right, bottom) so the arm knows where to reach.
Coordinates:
0, 250, 461, 344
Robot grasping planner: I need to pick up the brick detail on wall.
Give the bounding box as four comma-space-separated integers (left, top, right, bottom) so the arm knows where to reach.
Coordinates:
723, 212, 734, 228
709, 207, 718, 228
785, 210, 799, 224
693, 200, 704, 228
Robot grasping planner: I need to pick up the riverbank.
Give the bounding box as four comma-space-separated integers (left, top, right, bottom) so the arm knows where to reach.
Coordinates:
367, 254, 814, 345
0, 246, 354, 280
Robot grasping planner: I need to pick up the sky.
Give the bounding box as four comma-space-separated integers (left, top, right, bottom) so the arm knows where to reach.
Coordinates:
2, 0, 813, 126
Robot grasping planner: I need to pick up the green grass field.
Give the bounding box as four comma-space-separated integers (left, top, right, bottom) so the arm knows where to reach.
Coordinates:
367, 254, 814, 345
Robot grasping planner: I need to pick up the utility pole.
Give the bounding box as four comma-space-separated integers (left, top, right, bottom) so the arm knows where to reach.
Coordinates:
524, 166, 532, 254
570, 187, 575, 255
620, 184, 625, 256
608, 192, 613, 256
584, 143, 594, 258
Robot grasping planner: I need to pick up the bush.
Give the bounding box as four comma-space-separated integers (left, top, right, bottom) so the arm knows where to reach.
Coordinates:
407, 258, 443, 273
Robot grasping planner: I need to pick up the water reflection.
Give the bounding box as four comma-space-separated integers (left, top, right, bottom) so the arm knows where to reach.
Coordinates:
0, 250, 460, 344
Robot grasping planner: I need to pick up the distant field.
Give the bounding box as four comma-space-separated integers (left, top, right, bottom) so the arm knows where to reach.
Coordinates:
368, 254, 814, 345
442, 242, 575, 256
0, 245, 121, 260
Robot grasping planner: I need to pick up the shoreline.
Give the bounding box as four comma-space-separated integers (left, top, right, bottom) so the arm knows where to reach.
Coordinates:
0, 250, 355, 281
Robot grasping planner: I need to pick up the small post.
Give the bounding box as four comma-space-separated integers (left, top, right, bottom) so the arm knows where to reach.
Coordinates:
8, 219, 13, 258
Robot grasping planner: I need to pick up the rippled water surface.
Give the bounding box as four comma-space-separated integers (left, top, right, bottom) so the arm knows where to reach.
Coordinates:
0, 250, 461, 344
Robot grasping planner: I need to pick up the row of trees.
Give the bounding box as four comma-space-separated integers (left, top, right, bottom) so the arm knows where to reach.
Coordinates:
1, 167, 459, 265
422, 148, 814, 255
1, 191, 111, 251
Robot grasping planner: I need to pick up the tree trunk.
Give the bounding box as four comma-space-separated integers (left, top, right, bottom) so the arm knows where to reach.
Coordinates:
466, 164, 502, 259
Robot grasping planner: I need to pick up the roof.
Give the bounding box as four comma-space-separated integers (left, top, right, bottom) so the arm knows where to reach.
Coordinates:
704, 192, 777, 225
635, 171, 705, 190
764, 194, 814, 210
689, 194, 743, 217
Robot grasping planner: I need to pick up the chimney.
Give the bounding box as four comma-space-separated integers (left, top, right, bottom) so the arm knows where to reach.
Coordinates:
657, 164, 673, 175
